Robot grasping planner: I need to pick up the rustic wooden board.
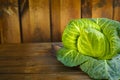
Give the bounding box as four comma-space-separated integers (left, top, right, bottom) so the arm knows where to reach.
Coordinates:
51, 0, 61, 42
0, 74, 90, 80
0, 18, 2, 43
92, 0, 113, 19
21, 0, 51, 42
113, 0, 120, 21
0, 43, 91, 80
20, 0, 30, 42
0, 0, 21, 43
81, 0, 92, 18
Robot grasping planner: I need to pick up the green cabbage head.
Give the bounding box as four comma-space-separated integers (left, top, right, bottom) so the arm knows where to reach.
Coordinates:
62, 18, 120, 59
57, 18, 120, 80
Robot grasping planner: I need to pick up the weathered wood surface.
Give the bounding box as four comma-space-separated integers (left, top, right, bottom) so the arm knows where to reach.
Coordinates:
0, 43, 91, 80
81, 0, 92, 18
21, 0, 51, 42
113, 0, 120, 21
92, 0, 113, 18
51, 0, 61, 42
0, 0, 21, 43
0, 0, 120, 43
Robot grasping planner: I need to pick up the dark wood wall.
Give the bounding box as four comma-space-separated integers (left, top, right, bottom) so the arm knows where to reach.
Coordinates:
0, 0, 120, 43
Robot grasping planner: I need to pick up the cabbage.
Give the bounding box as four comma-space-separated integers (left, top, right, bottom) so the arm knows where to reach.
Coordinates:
57, 18, 120, 80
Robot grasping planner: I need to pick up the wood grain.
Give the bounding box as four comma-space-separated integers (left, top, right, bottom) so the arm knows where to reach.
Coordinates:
0, 18, 2, 43
92, 0, 113, 19
0, 43, 91, 80
113, 0, 120, 21
0, 74, 90, 80
0, 0, 118, 43
60, 0, 81, 39
20, 0, 31, 42
51, 0, 61, 42
0, 0, 21, 43
21, 0, 51, 42
81, 0, 92, 18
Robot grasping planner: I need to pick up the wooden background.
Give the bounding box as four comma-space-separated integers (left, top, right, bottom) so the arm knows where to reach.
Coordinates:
0, 0, 120, 43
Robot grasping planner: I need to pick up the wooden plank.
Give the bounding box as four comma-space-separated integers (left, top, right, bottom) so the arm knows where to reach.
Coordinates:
0, 56, 61, 66
0, 64, 82, 74
0, 43, 52, 53
21, 0, 51, 42
20, 0, 31, 42
0, 55, 80, 74
0, 43, 91, 79
0, 0, 21, 43
0, 43, 61, 56
0, 18, 2, 43
113, 0, 120, 21
92, 0, 113, 19
0, 43, 63, 57
0, 51, 52, 57
60, 0, 81, 40
81, 0, 92, 18
0, 73, 90, 80
0, 43, 76, 74
51, 0, 61, 41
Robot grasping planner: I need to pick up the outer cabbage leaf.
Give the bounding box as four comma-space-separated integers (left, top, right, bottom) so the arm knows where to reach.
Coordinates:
57, 47, 120, 80
80, 54, 120, 80
57, 47, 90, 67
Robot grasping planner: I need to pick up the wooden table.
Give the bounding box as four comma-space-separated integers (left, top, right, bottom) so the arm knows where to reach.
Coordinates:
0, 43, 91, 80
